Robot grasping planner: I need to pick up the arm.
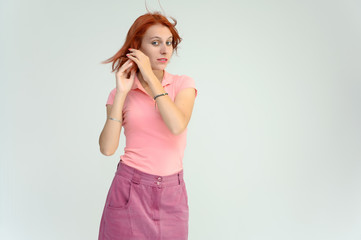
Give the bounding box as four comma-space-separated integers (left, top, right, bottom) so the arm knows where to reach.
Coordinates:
125, 49, 196, 135
148, 76, 196, 135
99, 90, 127, 156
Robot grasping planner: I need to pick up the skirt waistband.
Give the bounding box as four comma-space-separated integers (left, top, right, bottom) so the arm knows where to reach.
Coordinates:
115, 160, 184, 188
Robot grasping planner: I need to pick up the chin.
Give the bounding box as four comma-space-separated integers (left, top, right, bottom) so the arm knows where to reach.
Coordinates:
152, 66, 166, 71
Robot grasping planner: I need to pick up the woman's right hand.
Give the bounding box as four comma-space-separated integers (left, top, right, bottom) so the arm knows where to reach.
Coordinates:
115, 59, 136, 93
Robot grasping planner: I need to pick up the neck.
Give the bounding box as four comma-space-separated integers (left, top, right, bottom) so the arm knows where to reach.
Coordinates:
137, 69, 164, 84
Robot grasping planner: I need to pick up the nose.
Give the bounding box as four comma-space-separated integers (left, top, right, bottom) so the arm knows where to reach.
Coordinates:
160, 43, 167, 55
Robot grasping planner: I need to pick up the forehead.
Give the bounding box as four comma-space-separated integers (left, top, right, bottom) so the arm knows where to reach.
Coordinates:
144, 24, 172, 38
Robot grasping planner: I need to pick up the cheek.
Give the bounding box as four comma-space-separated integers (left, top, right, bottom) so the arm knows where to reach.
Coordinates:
139, 46, 151, 56
141, 49, 155, 59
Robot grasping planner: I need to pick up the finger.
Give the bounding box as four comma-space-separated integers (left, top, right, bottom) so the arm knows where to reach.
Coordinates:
122, 59, 133, 67
124, 64, 133, 74
124, 60, 133, 67
129, 69, 136, 79
129, 50, 147, 61
130, 48, 145, 57
126, 54, 139, 64
119, 60, 133, 72
127, 52, 137, 58
118, 61, 131, 72
129, 48, 141, 54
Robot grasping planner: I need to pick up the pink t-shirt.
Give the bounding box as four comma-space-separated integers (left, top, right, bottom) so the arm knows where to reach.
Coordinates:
105, 70, 198, 176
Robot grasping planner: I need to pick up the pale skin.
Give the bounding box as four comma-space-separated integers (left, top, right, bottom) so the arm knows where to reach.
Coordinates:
99, 24, 196, 156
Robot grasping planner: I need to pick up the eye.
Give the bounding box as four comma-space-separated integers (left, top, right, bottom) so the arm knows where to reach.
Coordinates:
151, 41, 159, 46
166, 41, 172, 46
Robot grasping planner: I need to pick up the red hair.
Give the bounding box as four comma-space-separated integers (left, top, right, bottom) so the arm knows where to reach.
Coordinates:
101, 11, 182, 73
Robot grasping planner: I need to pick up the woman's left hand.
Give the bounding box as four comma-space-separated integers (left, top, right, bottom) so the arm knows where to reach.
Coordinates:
126, 49, 155, 84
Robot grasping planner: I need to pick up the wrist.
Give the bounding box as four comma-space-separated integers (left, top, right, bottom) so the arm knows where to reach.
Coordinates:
115, 89, 129, 95
145, 73, 160, 85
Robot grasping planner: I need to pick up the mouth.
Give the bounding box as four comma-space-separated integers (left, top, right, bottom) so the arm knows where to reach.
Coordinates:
157, 58, 168, 63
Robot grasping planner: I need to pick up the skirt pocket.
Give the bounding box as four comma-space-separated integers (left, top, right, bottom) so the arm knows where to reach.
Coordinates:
103, 175, 134, 238
107, 175, 133, 209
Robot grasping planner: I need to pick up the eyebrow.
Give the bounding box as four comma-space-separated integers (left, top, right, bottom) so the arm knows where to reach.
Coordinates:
149, 36, 173, 40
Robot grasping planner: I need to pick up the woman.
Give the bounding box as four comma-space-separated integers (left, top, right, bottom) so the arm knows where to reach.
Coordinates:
98, 12, 197, 240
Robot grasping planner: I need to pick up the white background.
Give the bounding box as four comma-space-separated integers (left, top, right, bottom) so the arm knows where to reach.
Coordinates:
1, 0, 360, 239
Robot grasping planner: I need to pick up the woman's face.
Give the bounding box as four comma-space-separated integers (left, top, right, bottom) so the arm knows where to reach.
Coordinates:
139, 24, 174, 71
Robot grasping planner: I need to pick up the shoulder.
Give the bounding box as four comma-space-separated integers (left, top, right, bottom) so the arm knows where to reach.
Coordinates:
166, 72, 195, 87
168, 71, 193, 80
110, 87, 117, 94
166, 72, 197, 98
105, 88, 118, 106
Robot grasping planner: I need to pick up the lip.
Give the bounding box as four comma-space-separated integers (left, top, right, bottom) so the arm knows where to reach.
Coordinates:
157, 58, 168, 63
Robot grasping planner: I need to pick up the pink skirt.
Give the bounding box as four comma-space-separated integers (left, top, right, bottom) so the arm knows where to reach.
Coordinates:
98, 159, 189, 240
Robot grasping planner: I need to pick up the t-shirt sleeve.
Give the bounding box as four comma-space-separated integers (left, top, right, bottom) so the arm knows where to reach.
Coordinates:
177, 75, 198, 98
105, 88, 117, 106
